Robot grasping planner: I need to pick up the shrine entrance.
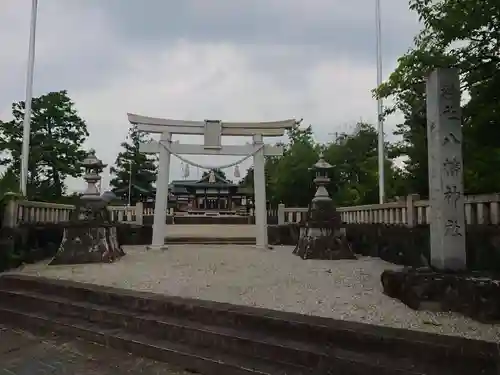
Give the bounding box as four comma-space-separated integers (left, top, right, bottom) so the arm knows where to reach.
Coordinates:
128, 113, 296, 249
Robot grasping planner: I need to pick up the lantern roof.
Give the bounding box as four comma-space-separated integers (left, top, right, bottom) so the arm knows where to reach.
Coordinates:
83, 150, 106, 169
312, 153, 333, 170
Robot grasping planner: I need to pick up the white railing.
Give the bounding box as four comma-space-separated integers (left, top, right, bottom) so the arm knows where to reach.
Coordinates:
2, 200, 255, 227
2, 200, 146, 227
4, 193, 500, 228
278, 205, 308, 225
13, 201, 74, 226
277, 193, 500, 226
143, 207, 154, 216
107, 204, 141, 224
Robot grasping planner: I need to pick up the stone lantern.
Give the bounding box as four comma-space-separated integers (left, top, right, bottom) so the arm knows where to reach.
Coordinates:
81, 151, 106, 201
50, 151, 124, 265
311, 154, 333, 204
293, 153, 355, 260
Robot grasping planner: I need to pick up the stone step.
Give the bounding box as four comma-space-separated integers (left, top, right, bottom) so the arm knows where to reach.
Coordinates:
0, 275, 497, 374
165, 237, 256, 244
0, 306, 305, 375
168, 216, 254, 225
0, 288, 442, 375
0, 289, 322, 369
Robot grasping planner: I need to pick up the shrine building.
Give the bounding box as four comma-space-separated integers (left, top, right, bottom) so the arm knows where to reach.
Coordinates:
168, 171, 253, 213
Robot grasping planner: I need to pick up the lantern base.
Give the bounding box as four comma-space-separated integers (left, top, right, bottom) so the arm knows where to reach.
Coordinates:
50, 223, 124, 265
292, 200, 356, 260
293, 227, 356, 260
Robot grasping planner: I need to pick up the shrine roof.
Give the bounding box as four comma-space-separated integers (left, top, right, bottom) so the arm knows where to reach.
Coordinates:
170, 172, 237, 188
168, 175, 254, 195
113, 184, 153, 194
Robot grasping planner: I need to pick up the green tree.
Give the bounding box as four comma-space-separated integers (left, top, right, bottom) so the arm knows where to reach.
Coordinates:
110, 126, 157, 204
266, 125, 319, 206
375, 0, 500, 196
387, 95, 429, 198
323, 123, 402, 206
0, 169, 19, 195
236, 126, 317, 206
0, 91, 89, 199
238, 123, 405, 207
239, 159, 281, 203
238, 167, 254, 187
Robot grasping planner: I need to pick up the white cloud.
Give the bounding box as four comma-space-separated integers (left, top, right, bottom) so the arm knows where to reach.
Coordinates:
0, 0, 419, 193
72, 42, 385, 188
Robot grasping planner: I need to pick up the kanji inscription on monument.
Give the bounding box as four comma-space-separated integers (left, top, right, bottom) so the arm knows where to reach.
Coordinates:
426, 68, 466, 270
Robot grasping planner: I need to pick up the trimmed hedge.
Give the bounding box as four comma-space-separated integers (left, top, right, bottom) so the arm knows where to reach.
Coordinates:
345, 224, 500, 274
268, 223, 500, 273
2, 222, 500, 274
0, 225, 62, 271
0, 223, 153, 272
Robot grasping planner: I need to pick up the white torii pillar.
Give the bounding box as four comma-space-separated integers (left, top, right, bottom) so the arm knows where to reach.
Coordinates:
128, 113, 296, 249
253, 134, 267, 249
150, 131, 171, 250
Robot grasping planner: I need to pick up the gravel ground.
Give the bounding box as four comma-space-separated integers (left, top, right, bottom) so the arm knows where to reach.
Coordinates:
7, 245, 500, 343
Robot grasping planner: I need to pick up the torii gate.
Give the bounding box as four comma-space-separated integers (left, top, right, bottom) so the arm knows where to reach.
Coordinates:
128, 113, 296, 249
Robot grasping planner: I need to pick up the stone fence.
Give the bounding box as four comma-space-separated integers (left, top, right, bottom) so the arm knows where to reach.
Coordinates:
3, 193, 500, 227
2, 200, 141, 227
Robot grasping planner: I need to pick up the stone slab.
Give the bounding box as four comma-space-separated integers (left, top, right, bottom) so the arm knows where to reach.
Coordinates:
164, 224, 256, 238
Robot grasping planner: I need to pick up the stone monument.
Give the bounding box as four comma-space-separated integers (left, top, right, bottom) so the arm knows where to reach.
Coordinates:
50, 151, 125, 265
426, 68, 467, 270
293, 154, 355, 260
380, 68, 500, 322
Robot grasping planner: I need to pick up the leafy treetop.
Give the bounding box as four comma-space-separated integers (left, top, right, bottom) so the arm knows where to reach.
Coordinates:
0, 90, 89, 200
110, 126, 157, 204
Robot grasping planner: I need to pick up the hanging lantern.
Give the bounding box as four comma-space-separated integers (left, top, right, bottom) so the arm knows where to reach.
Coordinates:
208, 170, 216, 183
183, 163, 190, 178
234, 164, 241, 178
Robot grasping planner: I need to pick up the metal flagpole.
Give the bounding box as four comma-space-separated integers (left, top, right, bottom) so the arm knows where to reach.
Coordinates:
128, 160, 133, 206
375, 0, 385, 203
20, 0, 39, 196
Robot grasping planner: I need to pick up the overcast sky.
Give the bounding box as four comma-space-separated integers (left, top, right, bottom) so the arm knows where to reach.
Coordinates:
0, 0, 420, 192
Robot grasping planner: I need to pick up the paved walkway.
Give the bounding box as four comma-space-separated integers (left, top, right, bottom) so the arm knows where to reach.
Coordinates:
0, 326, 191, 375
165, 224, 256, 238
